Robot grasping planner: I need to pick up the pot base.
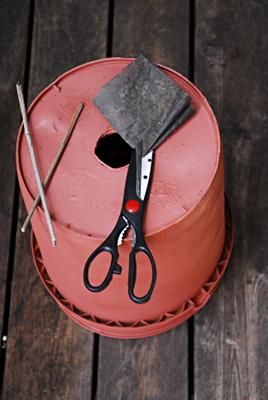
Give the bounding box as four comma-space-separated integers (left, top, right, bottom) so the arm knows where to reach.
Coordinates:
30, 199, 234, 339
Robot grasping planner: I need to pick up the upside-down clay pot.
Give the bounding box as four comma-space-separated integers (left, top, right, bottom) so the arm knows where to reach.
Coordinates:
16, 58, 233, 338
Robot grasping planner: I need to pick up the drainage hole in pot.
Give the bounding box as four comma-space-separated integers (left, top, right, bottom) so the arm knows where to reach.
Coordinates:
95, 132, 132, 168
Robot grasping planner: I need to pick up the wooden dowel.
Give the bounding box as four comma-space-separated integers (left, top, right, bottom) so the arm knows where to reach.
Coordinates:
16, 83, 57, 247
21, 102, 84, 233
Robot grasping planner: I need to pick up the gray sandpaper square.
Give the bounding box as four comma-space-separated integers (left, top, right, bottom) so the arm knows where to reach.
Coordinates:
93, 55, 194, 155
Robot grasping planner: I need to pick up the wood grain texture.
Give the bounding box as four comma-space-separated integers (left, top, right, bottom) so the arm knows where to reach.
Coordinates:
194, 1, 268, 399
96, 2, 190, 399
2, 0, 267, 398
112, 0, 189, 74
29, 0, 109, 101
0, 0, 31, 346
97, 329, 188, 400
3, 207, 94, 400
2, 0, 109, 398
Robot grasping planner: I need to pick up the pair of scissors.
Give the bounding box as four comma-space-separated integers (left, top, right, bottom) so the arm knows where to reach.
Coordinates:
83, 149, 157, 304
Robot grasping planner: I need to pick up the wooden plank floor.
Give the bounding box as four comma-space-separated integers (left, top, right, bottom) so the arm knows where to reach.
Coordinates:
0, 0, 267, 399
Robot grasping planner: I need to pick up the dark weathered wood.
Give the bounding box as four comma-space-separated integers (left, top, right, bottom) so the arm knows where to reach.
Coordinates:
2, 0, 267, 398
97, 329, 188, 400
29, 0, 109, 101
112, 0, 189, 75
96, 2, 190, 399
2, 0, 109, 398
0, 0, 31, 352
3, 210, 94, 400
194, 1, 268, 399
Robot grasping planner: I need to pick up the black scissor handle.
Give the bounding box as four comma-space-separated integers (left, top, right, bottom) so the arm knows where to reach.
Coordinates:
83, 245, 122, 292
128, 244, 157, 304
83, 216, 127, 293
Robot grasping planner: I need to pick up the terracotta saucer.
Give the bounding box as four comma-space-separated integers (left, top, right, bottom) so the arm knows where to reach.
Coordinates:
31, 199, 234, 339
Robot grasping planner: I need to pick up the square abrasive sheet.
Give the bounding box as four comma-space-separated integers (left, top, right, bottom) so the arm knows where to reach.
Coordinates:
93, 55, 194, 154
93, 55, 195, 193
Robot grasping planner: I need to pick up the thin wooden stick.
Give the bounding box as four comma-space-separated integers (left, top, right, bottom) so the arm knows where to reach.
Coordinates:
21, 102, 84, 233
16, 83, 57, 246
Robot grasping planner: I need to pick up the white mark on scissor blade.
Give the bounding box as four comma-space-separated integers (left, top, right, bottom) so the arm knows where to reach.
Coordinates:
117, 224, 129, 246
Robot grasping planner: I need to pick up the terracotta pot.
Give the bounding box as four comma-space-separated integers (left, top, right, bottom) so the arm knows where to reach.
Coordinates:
16, 58, 233, 338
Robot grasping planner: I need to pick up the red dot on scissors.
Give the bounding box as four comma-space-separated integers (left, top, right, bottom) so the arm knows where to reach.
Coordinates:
125, 199, 140, 213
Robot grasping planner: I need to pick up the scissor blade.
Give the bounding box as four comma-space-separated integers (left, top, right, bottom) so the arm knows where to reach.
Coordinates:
140, 150, 153, 200
117, 217, 130, 246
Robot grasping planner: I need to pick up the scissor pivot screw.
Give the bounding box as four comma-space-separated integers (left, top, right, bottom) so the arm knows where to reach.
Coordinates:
125, 199, 140, 213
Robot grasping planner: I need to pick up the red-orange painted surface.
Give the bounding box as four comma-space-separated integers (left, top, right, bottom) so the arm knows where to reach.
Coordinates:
16, 58, 232, 338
